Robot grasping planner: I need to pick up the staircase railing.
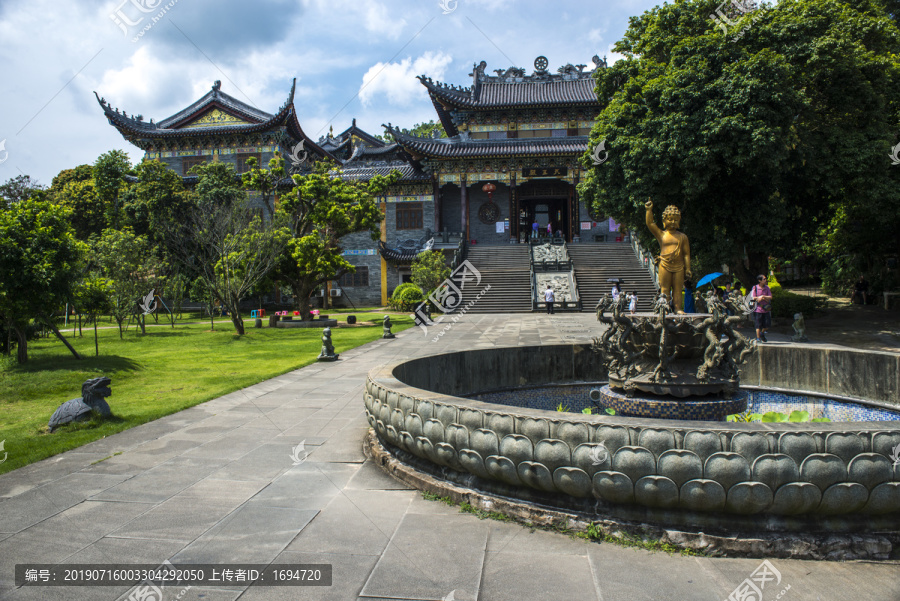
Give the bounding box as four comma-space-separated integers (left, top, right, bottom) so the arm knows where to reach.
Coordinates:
531, 242, 582, 312
630, 231, 659, 290
530, 241, 573, 272
450, 238, 468, 270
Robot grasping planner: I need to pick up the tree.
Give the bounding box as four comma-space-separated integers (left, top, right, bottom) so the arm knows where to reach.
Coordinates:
53, 179, 106, 240
121, 159, 195, 246
74, 274, 111, 356
0, 175, 45, 207
93, 228, 156, 338
411, 250, 450, 303
275, 161, 399, 319
0, 199, 83, 362
380, 120, 446, 142
241, 152, 286, 218
166, 162, 283, 335
93, 150, 132, 229
578, 0, 900, 288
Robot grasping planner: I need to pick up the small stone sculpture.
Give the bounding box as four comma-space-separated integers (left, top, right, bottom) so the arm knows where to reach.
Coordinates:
317, 327, 339, 361
792, 312, 808, 342
48, 377, 112, 432
382, 315, 395, 339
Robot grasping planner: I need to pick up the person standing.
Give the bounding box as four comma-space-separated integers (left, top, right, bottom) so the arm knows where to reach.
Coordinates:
531, 220, 539, 239
628, 291, 638, 314
611, 282, 622, 303
752, 275, 773, 342
544, 285, 555, 315
852, 275, 869, 305
683, 279, 695, 313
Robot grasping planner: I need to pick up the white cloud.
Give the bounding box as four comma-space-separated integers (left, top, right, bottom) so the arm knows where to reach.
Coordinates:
358, 51, 453, 106
364, 2, 407, 39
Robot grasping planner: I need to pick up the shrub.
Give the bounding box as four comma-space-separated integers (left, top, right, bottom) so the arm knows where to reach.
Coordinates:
389, 283, 425, 310
767, 277, 823, 318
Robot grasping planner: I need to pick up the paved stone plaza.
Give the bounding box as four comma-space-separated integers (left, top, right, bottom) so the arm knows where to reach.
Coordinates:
0, 314, 897, 601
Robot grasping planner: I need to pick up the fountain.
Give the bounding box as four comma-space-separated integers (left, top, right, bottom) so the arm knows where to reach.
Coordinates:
362, 203, 900, 559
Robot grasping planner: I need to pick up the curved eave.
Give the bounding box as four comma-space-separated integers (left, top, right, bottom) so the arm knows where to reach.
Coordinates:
378, 241, 421, 264
392, 135, 590, 160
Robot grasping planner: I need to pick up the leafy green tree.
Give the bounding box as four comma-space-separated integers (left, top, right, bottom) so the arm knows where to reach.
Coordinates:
380, 120, 446, 142
0, 175, 45, 207
0, 199, 83, 362
93, 228, 156, 338
166, 162, 283, 335
53, 179, 106, 240
93, 150, 132, 229
121, 159, 195, 245
74, 274, 111, 356
241, 152, 286, 218
275, 161, 399, 319
579, 0, 900, 288
411, 250, 450, 304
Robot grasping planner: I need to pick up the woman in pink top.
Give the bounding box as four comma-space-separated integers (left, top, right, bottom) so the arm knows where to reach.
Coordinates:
752, 275, 773, 342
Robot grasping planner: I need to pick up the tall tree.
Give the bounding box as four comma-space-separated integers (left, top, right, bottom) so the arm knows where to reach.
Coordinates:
578, 0, 900, 287
93, 150, 132, 230
166, 162, 283, 335
276, 161, 399, 319
0, 199, 83, 362
241, 152, 286, 218
121, 159, 196, 246
93, 228, 156, 338
0, 175, 45, 207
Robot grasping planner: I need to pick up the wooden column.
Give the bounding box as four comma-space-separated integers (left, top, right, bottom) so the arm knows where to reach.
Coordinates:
566, 183, 574, 243
432, 174, 441, 233
510, 174, 518, 241
460, 175, 469, 240
380, 198, 388, 306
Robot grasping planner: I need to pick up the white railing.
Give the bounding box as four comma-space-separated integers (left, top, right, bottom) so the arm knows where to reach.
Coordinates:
630, 231, 659, 290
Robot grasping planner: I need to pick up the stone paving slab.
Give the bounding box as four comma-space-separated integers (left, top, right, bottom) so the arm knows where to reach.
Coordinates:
1, 313, 898, 601
359, 512, 489, 601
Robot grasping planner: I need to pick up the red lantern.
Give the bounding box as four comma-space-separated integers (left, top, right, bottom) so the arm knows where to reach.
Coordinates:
482, 182, 497, 200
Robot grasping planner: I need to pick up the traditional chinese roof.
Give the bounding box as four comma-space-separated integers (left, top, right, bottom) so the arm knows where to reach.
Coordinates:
317, 119, 386, 160
95, 79, 335, 160
378, 237, 434, 265
385, 125, 589, 160
420, 56, 605, 136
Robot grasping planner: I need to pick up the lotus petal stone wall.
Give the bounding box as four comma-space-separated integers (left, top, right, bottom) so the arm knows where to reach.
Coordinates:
365, 344, 900, 524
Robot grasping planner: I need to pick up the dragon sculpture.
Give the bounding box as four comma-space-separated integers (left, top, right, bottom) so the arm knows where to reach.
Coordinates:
48, 377, 113, 432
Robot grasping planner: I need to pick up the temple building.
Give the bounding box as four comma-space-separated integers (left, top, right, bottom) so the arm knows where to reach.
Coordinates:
95, 78, 334, 194
97, 57, 630, 309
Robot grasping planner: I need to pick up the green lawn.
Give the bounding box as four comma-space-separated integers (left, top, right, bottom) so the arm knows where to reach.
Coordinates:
0, 315, 412, 475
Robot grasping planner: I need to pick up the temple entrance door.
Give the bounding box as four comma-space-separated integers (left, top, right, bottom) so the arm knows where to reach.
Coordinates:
517, 180, 573, 241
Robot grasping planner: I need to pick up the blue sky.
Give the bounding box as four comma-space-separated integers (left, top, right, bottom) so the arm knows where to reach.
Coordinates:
0, 0, 660, 185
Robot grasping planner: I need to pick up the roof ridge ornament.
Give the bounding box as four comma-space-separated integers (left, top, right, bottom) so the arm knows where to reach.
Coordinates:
212, 80, 222, 92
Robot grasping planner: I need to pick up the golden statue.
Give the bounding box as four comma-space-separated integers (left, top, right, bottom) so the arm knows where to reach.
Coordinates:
645, 199, 691, 314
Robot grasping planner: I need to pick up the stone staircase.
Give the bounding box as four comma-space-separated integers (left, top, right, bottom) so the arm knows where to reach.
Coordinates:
457, 245, 533, 313
568, 243, 658, 312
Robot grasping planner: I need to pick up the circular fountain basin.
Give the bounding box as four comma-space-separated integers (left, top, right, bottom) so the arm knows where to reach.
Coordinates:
364, 343, 900, 558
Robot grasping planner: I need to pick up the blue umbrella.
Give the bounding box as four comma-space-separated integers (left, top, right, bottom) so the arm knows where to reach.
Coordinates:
695, 272, 724, 288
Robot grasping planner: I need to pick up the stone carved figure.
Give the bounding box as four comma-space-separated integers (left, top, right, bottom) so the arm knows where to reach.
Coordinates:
593, 289, 757, 398
317, 328, 339, 361
382, 315, 395, 339
48, 377, 112, 432
693, 291, 756, 385
792, 312, 808, 342
645, 199, 691, 314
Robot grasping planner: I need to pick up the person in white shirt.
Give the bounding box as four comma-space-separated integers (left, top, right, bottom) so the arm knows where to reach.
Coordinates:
628, 291, 638, 314
611, 282, 622, 303
544, 286, 555, 314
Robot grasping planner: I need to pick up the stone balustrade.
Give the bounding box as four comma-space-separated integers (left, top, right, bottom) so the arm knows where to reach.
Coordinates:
364, 344, 900, 528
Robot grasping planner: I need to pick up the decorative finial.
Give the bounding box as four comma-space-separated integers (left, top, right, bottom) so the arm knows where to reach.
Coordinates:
212, 80, 221, 92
